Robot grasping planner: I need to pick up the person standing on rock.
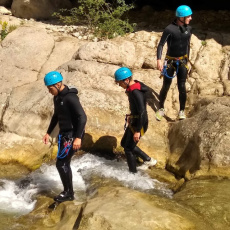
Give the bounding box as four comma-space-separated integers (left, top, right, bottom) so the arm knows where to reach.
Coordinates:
114, 67, 157, 173
155, 5, 192, 121
43, 71, 87, 202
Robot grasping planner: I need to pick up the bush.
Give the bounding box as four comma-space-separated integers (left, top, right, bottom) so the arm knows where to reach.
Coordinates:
0, 21, 17, 41
53, 0, 135, 39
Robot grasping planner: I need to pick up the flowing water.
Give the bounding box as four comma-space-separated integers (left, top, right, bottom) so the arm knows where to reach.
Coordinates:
1, 153, 230, 230
0, 153, 172, 217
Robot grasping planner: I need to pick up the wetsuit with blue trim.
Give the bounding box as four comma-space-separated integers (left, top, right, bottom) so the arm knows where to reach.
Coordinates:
121, 80, 151, 173
47, 85, 87, 198
157, 20, 192, 111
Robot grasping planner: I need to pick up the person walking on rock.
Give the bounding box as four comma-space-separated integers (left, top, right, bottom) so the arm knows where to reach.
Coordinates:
43, 71, 87, 202
114, 67, 157, 173
156, 5, 192, 121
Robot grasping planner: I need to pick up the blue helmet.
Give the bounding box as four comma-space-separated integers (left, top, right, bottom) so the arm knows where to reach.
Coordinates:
114, 67, 132, 81
44, 71, 63, 86
176, 5, 192, 17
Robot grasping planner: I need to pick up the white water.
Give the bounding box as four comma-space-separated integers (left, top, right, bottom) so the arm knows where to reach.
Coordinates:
0, 153, 172, 215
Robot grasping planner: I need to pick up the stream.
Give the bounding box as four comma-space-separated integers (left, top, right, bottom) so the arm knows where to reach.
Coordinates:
0, 153, 230, 230
0, 153, 172, 215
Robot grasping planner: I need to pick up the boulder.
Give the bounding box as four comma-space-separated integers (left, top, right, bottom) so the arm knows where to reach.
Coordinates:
0, 132, 54, 171
0, 5, 11, 14
167, 97, 230, 178
0, 26, 54, 94
11, 0, 72, 19
78, 187, 210, 230
174, 178, 230, 230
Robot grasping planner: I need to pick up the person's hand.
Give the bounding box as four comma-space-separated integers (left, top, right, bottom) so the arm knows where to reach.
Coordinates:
133, 132, 141, 143
72, 138, 81, 151
157, 59, 163, 72
43, 133, 50, 144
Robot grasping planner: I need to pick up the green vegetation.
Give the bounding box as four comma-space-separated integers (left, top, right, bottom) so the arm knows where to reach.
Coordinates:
201, 40, 207, 46
53, 0, 135, 39
0, 21, 17, 41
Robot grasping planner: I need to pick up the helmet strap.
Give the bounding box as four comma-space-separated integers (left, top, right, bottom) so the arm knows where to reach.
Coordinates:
178, 17, 189, 26
53, 82, 62, 94
177, 17, 185, 24
123, 78, 130, 88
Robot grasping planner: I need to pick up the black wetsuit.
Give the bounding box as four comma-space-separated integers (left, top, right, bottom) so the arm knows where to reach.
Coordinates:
47, 86, 87, 194
121, 81, 151, 173
157, 20, 192, 111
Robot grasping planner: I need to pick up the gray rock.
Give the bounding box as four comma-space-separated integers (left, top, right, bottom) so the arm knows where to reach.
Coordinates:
167, 97, 230, 178
11, 0, 72, 19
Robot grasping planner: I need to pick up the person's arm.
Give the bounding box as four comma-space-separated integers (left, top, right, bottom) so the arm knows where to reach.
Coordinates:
46, 113, 58, 135
187, 26, 192, 59
68, 94, 87, 150
43, 133, 50, 144
42, 113, 58, 144
43, 98, 58, 144
42, 112, 58, 144
132, 90, 147, 142
157, 28, 170, 71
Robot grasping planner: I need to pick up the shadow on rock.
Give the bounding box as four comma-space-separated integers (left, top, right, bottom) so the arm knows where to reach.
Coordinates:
82, 133, 118, 160
146, 85, 159, 113
167, 128, 202, 179
146, 85, 175, 122
175, 139, 201, 178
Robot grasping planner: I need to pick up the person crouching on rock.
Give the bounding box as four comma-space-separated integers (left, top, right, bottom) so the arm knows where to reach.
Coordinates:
114, 67, 157, 173
43, 71, 87, 203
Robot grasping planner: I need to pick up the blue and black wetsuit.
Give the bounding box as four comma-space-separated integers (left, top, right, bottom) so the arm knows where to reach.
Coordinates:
121, 81, 151, 173
157, 20, 192, 111
47, 85, 87, 194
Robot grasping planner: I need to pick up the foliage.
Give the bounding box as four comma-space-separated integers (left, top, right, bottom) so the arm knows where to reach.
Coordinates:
0, 21, 17, 41
201, 40, 207, 46
53, 0, 135, 39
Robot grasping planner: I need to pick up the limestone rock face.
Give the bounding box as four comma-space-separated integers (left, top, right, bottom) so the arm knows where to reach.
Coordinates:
0, 15, 230, 177
0, 132, 53, 171
174, 178, 230, 230
11, 0, 72, 19
9, 183, 230, 230
0, 5, 11, 14
0, 26, 54, 94
78, 187, 210, 230
167, 97, 230, 178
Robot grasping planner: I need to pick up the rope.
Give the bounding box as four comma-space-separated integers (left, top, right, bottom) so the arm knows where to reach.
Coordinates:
162, 54, 188, 79
57, 134, 73, 159
162, 59, 179, 79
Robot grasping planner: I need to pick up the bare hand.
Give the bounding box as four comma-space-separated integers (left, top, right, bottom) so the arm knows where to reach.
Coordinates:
43, 133, 50, 144
72, 138, 81, 151
133, 132, 141, 143
157, 59, 163, 72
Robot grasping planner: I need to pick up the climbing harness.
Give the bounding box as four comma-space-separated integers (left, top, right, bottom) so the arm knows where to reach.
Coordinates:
124, 114, 139, 130
161, 54, 189, 79
57, 134, 73, 159
124, 114, 145, 136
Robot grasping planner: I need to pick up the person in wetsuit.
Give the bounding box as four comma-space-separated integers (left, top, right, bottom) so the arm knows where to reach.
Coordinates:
43, 71, 87, 202
155, 5, 192, 121
114, 67, 157, 173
